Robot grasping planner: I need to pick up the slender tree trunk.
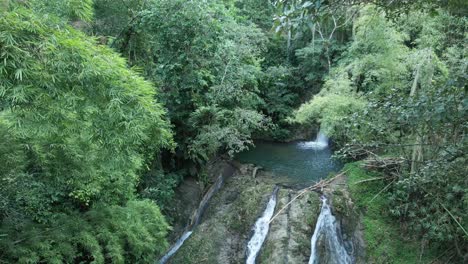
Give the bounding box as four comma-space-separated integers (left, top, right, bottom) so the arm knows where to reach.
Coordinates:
410, 65, 422, 174
410, 66, 420, 97
410, 51, 433, 175
287, 23, 292, 62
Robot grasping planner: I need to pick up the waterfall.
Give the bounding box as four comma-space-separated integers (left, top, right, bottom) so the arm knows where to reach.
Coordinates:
298, 131, 329, 150
159, 231, 193, 264
308, 197, 352, 264
158, 163, 236, 264
246, 186, 279, 264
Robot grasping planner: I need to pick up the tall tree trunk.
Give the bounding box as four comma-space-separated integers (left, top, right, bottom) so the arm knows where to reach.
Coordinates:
287, 23, 292, 62
410, 65, 422, 174
410, 51, 433, 175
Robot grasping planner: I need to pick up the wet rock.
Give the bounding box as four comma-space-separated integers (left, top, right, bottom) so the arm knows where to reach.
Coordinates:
168, 166, 277, 264
316, 233, 332, 263
164, 160, 365, 264
260, 190, 321, 264
326, 174, 366, 264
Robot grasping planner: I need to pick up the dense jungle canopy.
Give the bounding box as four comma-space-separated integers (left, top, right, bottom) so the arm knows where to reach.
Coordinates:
0, 0, 466, 263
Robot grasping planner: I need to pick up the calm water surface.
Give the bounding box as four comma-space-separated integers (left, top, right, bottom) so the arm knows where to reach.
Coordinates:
236, 138, 342, 183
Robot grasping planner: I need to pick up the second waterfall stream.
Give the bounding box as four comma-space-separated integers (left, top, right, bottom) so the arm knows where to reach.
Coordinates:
308, 196, 352, 264
246, 186, 279, 264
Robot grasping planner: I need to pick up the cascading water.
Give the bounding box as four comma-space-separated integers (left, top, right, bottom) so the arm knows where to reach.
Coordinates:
159, 231, 193, 264
158, 163, 236, 264
308, 197, 352, 264
246, 186, 279, 264
298, 132, 329, 150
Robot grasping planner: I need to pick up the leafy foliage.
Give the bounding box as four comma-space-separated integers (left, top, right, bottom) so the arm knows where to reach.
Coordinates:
94, 0, 270, 165
30, 0, 94, 23
0, 6, 172, 262
294, 71, 367, 138
390, 152, 467, 243
346, 162, 439, 263
1, 0, 466, 262
1, 200, 169, 264
140, 168, 182, 213
295, 4, 467, 261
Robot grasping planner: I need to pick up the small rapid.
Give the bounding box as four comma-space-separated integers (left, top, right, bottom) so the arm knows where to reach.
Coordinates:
158, 162, 236, 264
309, 197, 352, 264
159, 231, 193, 264
246, 186, 280, 264
298, 132, 329, 150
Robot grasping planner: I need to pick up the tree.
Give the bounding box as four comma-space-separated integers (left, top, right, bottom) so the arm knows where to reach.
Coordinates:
0, 5, 172, 262
293, 6, 407, 138
294, 6, 467, 260
94, 0, 270, 167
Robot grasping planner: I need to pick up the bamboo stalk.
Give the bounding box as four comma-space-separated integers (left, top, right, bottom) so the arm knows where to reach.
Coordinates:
268, 169, 349, 224
441, 203, 468, 238
353, 176, 386, 184
368, 179, 395, 204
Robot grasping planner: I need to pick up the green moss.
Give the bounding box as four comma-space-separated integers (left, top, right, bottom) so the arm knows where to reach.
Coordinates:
331, 190, 348, 216
226, 179, 272, 233
169, 176, 274, 263
305, 192, 321, 228
169, 226, 219, 264
293, 228, 311, 255
259, 241, 274, 262
345, 162, 438, 264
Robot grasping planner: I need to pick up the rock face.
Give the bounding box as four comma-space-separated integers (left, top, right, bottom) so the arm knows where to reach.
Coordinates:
167, 177, 201, 241
165, 159, 233, 242
316, 234, 333, 263
164, 161, 365, 264
260, 189, 321, 264
168, 163, 280, 264
326, 174, 366, 264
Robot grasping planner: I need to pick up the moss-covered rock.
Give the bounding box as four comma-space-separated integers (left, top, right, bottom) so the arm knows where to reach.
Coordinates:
260, 190, 321, 263
169, 165, 277, 264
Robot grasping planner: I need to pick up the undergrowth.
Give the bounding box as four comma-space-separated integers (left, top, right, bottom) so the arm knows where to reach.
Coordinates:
345, 162, 440, 264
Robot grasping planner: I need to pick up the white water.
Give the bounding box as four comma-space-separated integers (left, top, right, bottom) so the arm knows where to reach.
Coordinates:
246, 187, 279, 264
159, 231, 193, 264
298, 132, 329, 150
309, 197, 352, 264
